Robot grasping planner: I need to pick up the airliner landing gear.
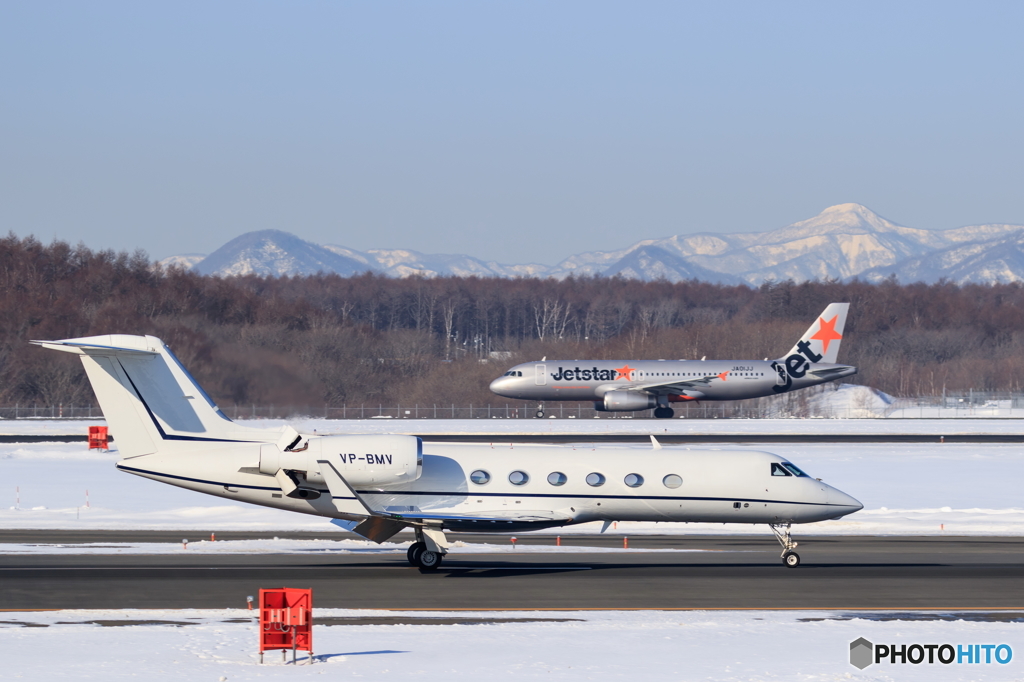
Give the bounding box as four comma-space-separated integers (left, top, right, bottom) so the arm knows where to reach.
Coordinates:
407, 542, 425, 565
770, 523, 800, 568
653, 407, 675, 419
417, 549, 443, 569
536, 404, 545, 418
407, 528, 448, 570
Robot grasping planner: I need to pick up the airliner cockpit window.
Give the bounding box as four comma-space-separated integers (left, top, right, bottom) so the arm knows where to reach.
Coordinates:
781, 463, 809, 477
771, 463, 792, 476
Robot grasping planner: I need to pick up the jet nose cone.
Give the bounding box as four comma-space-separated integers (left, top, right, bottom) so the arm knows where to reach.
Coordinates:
829, 487, 863, 513
489, 376, 512, 395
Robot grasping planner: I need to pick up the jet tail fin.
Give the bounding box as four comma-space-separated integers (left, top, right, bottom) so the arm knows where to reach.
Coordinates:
33, 334, 270, 457
780, 303, 850, 364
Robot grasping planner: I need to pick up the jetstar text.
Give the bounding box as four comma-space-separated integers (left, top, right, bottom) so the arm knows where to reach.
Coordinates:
551, 367, 622, 381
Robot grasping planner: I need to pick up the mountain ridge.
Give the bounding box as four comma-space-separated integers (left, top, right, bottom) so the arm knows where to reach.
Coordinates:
160, 204, 1024, 285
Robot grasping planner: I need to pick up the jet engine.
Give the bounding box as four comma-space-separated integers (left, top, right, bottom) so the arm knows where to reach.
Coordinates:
259, 432, 422, 497
595, 390, 656, 412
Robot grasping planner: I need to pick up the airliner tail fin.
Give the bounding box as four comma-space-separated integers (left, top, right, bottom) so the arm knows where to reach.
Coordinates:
781, 303, 850, 364
33, 335, 269, 457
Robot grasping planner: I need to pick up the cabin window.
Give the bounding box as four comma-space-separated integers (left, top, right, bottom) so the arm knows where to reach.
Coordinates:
624, 473, 644, 488
547, 472, 567, 486
470, 470, 491, 485
509, 470, 530, 486
781, 462, 810, 477
663, 474, 683, 489
771, 463, 792, 477
585, 472, 606, 487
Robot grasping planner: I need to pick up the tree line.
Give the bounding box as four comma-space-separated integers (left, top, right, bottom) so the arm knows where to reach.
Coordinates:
2, 232, 1023, 409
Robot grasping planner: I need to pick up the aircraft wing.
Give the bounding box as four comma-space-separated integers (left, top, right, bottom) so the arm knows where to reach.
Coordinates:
611, 375, 722, 395
319, 458, 572, 541
385, 509, 572, 523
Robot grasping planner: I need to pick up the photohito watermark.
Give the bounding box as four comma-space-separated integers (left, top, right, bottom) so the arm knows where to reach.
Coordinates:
850, 638, 1012, 670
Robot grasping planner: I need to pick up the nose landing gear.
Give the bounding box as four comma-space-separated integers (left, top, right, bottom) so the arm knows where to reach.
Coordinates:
770, 523, 800, 568
536, 404, 545, 418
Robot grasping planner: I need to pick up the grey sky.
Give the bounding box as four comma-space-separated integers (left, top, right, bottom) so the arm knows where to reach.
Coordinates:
2, 2, 1023, 264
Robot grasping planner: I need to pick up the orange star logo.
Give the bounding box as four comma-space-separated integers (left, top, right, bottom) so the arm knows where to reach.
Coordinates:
810, 315, 842, 355
716, 370, 729, 381
614, 364, 635, 380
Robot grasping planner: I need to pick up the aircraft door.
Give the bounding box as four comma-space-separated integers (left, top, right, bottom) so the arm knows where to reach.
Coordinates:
774, 364, 787, 385
535, 364, 547, 386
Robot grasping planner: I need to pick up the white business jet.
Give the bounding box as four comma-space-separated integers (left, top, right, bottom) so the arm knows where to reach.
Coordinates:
35, 334, 862, 569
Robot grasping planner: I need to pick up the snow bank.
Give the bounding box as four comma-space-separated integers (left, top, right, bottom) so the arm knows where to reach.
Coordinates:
0, 608, 1020, 681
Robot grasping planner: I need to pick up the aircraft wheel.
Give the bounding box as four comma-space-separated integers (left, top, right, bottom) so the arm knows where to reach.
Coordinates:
536, 410, 545, 418
407, 542, 425, 566
417, 549, 443, 570
783, 552, 800, 568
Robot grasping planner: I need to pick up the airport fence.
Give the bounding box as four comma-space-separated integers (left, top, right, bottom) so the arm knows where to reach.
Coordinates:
7, 388, 1024, 420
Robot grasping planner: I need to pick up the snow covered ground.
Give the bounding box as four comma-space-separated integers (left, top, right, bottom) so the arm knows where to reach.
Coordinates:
1, 608, 1020, 681
1, 436, 1023, 536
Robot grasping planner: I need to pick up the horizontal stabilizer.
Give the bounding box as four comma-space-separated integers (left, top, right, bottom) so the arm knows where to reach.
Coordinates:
31, 337, 159, 356
809, 365, 856, 378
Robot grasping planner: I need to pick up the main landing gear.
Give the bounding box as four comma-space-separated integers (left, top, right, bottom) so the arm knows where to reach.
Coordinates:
405, 527, 449, 570
653, 407, 675, 419
406, 542, 443, 569
770, 523, 800, 568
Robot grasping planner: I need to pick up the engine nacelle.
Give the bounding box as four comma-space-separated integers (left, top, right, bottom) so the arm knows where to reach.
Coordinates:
260, 434, 422, 488
595, 390, 656, 412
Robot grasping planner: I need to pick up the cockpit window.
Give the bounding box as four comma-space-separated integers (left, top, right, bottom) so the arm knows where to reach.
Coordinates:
770, 462, 792, 477
781, 462, 809, 477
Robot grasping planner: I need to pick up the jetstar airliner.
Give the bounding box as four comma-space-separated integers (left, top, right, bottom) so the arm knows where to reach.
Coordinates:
490, 303, 855, 418
35, 334, 861, 570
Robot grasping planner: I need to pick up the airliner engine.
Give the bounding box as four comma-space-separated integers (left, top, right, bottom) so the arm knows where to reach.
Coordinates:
595, 390, 656, 412
259, 433, 422, 498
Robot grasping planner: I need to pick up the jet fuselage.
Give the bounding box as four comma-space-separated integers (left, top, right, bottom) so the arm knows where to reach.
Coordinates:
490, 358, 857, 403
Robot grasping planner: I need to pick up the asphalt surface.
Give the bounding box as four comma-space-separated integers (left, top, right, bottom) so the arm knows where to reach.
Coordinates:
2, 534, 1022, 610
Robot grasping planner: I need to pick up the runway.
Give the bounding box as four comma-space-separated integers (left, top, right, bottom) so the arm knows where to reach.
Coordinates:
3, 534, 1022, 611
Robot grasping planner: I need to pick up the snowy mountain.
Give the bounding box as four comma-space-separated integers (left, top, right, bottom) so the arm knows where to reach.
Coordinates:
321, 246, 550, 279
157, 254, 206, 270
602, 246, 743, 285
859, 231, 1024, 284
192, 230, 375, 277
162, 204, 1024, 284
